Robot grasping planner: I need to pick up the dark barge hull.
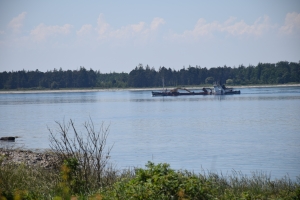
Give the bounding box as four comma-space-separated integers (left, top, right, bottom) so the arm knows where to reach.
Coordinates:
152, 91, 210, 96
152, 90, 240, 96
224, 90, 241, 95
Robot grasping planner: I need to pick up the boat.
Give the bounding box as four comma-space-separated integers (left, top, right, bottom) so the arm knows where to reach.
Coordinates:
152, 87, 212, 96
152, 79, 240, 96
213, 82, 240, 95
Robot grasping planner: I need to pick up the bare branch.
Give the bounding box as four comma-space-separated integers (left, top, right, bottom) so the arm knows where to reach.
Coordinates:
48, 118, 112, 190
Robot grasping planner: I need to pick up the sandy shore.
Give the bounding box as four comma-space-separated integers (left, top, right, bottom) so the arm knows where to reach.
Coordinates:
0, 84, 299, 94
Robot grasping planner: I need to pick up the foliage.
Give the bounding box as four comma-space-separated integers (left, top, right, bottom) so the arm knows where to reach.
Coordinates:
205, 77, 214, 84
0, 156, 59, 200
1, 61, 299, 89
1, 154, 300, 199
226, 79, 233, 85
101, 162, 300, 200
97, 72, 128, 88
48, 118, 114, 194
53, 158, 82, 199
0, 67, 99, 89
103, 161, 211, 199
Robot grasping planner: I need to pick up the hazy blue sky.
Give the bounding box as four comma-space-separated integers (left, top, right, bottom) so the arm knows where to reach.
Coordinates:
0, 0, 299, 73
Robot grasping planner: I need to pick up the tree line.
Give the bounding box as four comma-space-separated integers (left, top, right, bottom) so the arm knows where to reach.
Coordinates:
0, 61, 299, 89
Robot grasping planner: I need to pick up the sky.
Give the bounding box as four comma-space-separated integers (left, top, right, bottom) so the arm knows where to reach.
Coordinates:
0, 0, 300, 73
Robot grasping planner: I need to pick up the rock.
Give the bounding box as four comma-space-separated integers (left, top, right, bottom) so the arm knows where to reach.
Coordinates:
36, 157, 42, 161
0, 137, 16, 141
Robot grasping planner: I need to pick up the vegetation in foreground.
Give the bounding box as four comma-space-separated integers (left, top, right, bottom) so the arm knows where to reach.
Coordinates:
1, 119, 299, 199
1, 160, 299, 200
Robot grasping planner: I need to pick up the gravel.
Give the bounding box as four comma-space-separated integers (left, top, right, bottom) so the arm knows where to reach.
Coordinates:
0, 148, 60, 169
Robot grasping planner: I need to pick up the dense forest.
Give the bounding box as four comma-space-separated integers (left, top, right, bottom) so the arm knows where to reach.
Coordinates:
0, 61, 299, 89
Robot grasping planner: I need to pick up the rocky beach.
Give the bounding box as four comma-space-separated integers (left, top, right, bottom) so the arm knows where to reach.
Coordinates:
0, 148, 59, 169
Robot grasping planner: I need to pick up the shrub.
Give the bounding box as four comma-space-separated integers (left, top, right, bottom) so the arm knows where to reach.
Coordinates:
105, 161, 211, 199
102, 162, 300, 200
48, 118, 114, 195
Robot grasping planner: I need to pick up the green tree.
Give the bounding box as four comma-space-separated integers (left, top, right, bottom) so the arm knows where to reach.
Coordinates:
205, 77, 214, 84
226, 79, 233, 85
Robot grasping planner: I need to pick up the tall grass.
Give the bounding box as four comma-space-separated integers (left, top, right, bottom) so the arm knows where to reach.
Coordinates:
1, 157, 299, 199
0, 160, 59, 199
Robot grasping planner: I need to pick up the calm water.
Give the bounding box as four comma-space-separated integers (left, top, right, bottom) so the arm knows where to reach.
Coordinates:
1, 86, 300, 179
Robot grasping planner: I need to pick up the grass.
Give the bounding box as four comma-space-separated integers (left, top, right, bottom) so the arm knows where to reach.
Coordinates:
0, 161, 59, 199
0, 159, 299, 200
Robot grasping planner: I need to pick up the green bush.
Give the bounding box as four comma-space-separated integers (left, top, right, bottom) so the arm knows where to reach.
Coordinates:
101, 162, 300, 200
104, 161, 211, 199
1, 159, 300, 199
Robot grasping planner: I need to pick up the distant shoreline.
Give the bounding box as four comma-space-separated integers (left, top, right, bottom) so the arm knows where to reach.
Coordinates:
0, 83, 299, 94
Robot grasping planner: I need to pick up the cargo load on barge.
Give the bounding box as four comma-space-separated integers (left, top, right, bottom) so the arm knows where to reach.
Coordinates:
152, 83, 240, 96
152, 87, 212, 96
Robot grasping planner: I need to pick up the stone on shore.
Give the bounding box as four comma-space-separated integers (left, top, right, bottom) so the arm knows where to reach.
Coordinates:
0, 137, 16, 141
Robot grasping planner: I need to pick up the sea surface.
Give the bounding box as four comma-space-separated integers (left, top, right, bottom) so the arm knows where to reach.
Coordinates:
0, 86, 300, 180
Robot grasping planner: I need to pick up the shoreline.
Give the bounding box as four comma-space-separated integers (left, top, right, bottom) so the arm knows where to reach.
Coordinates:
1, 147, 299, 180
1, 147, 299, 182
0, 147, 59, 169
0, 83, 299, 94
